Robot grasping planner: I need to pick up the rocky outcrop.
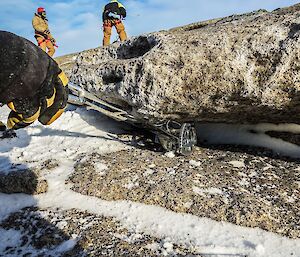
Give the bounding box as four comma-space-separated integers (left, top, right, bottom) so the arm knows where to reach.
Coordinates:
0, 169, 47, 195
55, 52, 79, 76
0, 160, 58, 195
0, 208, 197, 256
71, 4, 300, 124
68, 147, 300, 239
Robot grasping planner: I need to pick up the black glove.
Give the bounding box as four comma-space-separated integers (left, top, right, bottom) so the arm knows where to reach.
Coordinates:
50, 38, 56, 44
0, 121, 6, 131
0, 129, 17, 139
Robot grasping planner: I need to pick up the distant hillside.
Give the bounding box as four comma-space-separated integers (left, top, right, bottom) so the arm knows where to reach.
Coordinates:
55, 52, 79, 75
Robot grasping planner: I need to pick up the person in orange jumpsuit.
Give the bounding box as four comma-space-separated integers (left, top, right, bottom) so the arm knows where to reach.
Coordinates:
32, 7, 57, 57
102, 0, 127, 46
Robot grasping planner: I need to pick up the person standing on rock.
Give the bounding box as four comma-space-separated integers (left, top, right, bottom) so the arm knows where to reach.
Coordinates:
102, 0, 127, 46
32, 7, 57, 57
0, 31, 68, 138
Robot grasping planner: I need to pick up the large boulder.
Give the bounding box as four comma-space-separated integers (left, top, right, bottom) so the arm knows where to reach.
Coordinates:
70, 4, 300, 124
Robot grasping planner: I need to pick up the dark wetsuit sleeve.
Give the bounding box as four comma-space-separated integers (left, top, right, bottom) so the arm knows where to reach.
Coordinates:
7, 71, 69, 130
0, 31, 56, 104
0, 31, 67, 130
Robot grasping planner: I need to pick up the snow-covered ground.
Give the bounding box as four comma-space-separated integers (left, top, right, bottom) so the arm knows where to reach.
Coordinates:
0, 105, 299, 257
196, 123, 300, 158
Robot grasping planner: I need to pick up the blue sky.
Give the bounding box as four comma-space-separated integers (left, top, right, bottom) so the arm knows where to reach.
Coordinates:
0, 0, 299, 56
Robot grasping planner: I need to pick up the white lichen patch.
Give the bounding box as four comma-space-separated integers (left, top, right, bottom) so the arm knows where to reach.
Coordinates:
143, 168, 155, 176
229, 160, 245, 168
167, 168, 176, 175
123, 182, 139, 190
93, 162, 108, 175
193, 186, 223, 196
239, 178, 250, 187
189, 160, 201, 167
164, 152, 175, 158
183, 201, 194, 209
263, 163, 274, 171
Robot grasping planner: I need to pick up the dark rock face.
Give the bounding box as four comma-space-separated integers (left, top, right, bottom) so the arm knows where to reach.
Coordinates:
71, 4, 300, 124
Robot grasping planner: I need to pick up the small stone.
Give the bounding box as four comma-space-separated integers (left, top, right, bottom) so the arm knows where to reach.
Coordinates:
229, 160, 245, 168
164, 152, 175, 158
189, 160, 201, 167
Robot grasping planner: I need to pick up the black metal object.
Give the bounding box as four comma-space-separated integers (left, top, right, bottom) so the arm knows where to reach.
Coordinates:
153, 121, 197, 155
68, 83, 197, 154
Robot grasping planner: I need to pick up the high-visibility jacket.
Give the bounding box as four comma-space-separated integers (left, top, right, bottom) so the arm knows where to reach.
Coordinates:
102, 0, 126, 22
32, 14, 54, 40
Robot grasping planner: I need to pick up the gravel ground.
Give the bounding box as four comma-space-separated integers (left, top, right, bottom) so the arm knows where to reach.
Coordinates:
0, 160, 58, 194
0, 207, 201, 257
68, 146, 300, 239
1, 143, 299, 256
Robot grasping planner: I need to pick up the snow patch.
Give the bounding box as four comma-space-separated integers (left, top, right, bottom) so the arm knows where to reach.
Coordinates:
193, 186, 223, 196
93, 162, 108, 175
229, 160, 246, 168
0, 158, 299, 257
196, 123, 300, 158
53, 238, 78, 255
1, 105, 300, 257
164, 151, 175, 158
189, 160, 201, 167
0, 229, 22, 253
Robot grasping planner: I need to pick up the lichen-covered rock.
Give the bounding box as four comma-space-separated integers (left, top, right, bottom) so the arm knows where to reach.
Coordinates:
0, 160, 58, 195
71, 4, 300, 124
55, 53, 78, 77
0, 208, 199, 256
68, 147, 300, 239
0, 169, 47, 195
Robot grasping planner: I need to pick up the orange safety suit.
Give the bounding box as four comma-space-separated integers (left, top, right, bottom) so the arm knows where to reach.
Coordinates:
102, 0, 127, 46
32, 13, 56, 57
103, 19, 127, 46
